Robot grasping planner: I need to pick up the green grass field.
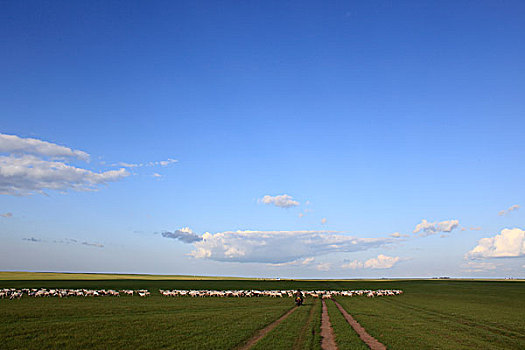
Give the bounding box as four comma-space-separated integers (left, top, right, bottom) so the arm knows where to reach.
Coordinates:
1, 296, 293, 349
334, 281, 525, 350
1, 272, 524, 349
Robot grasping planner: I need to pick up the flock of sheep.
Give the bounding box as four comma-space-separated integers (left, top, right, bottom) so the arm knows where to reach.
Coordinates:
1, 288, 403, 300
159, 289, 404, 298
0, 288, 151, 299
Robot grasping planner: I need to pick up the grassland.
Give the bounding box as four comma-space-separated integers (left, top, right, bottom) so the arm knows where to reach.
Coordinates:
1, 273, 524, 349
252, 298, 322, 350
1, 296, 293, 349
335, 281, 525, 350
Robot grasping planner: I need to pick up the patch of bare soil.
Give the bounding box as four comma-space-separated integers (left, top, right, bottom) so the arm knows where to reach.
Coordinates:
321, 300, 338, 350
238, 306, 298, 350
334, 301, 386, 350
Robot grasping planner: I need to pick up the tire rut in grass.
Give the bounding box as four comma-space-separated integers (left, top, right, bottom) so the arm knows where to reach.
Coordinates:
238, 306, 297, 350
321, 300, 338, 350
334, 300, 386, 350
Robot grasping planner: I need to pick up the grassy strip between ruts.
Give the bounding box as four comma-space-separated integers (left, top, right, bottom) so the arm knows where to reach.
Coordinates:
252, 298, 319, 350
0, 296, 291, 350
325, 299, 368, 350
335, 296, 525, 350
293, 298, 322, 350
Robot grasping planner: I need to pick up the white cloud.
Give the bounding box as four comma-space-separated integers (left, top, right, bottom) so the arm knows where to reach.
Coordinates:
153, 173, 162, 178
298, 213, 304, 218
114, 158, 178, 168
341, 260, 363, 269
149, 158, 178, 167
0, 133, 89, 160
0, 155, 129, 195
461, 261, 497, 272
321, 218, 327, 224
364, 254, 400, 269
269, 257, 315, 267
260, 194, 299, 208
316, 263, 331, 271
470, 227, 482, 231
341, 254, 400, 269
1, 212, 12, 218
0, 134, 131, 195
189, 230, 392, 264
116, 162, 140, 168
302, 257, 315, 265
499, 204, 520, 216
466, 228, 525, 259
413, 219, 459, 236
81, 241, 104, 248
390, 232, 409, 238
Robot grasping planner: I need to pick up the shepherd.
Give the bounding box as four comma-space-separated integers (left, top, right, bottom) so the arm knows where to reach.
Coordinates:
294, 289, 304, 306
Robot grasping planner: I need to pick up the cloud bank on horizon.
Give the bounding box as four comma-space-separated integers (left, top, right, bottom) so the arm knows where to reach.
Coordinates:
187, 230, 393, 264
157, 223, 524, 274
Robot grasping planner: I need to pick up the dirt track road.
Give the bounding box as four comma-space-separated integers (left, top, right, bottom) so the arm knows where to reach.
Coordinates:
240, 299, 387, 350
321, 300, 338, 350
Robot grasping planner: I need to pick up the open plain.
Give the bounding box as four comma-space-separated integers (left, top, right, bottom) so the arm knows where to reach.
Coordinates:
1, 272, 523, 349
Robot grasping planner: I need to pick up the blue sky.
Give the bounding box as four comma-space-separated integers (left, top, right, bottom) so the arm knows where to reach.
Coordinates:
1, 1, 524, 277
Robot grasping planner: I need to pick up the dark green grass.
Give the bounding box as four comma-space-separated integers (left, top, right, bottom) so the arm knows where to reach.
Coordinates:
252, 298, 321, 350
0, 296, 292, 349
326, 299, 368, 350
336, 282, 525, 350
